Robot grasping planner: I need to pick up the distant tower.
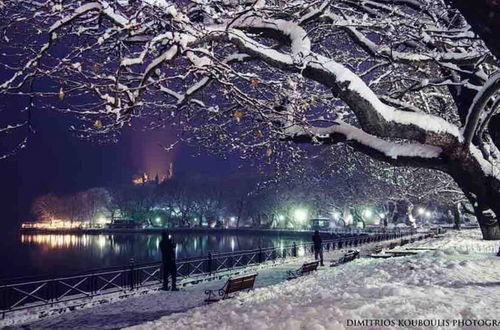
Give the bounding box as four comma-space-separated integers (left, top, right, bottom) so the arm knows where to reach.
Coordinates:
168, 162, 174, 179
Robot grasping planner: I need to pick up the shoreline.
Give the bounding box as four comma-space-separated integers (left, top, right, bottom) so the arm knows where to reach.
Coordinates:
18, 227, 386, 237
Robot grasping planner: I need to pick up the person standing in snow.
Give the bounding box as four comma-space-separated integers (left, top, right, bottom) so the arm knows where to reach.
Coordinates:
312, 230, 324, 266
160, 231, 178, 291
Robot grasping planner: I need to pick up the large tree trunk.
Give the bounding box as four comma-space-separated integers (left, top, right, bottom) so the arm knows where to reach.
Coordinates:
452, 204, 462, 230
449, 150, 500, 240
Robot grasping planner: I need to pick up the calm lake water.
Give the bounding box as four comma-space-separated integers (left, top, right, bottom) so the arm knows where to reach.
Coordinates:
0, 232, 310, 280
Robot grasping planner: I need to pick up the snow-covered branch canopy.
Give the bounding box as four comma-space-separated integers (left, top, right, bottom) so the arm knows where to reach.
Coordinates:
0, 0, 499, 173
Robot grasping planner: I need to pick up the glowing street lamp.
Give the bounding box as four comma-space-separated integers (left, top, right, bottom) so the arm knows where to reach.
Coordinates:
332, 212, 340, 220
363, 209, 373, 219
155, 217, 161, 224
417, 207, 425, 215
344, 214, 353, 225
277, 214, 285, 221
379, 213, 385, 219
425, 211, 432, 218
293, 209, 308, 223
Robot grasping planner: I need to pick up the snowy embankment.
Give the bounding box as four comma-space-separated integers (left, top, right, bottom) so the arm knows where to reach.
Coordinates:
127, 230, 499, 330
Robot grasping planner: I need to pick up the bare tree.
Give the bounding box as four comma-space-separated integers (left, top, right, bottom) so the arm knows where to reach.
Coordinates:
32, 193, 63, 222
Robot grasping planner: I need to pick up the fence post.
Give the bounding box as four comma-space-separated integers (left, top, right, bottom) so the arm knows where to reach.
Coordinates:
48, 280, 57, 306
207, 252, 213, 275
258, 247, 263, 264
89, 274, 96, 297
0, 286, 6, 319
129, 258, 135, 290
292, 242, 297, 257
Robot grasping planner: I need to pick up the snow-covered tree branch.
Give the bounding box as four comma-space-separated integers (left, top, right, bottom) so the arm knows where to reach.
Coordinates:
1, 0, 499, 238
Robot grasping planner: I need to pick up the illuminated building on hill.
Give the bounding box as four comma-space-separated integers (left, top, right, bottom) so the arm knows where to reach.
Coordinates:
132, 162, 174, 185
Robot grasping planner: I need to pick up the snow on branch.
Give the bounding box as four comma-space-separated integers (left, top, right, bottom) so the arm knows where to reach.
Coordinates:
344, 26, 483, 65
285, 120, 443, 161
228, 26, 462, 144
463, 72, 500, 147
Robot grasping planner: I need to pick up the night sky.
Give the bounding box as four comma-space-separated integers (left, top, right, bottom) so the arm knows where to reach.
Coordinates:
0, 109, 240, 233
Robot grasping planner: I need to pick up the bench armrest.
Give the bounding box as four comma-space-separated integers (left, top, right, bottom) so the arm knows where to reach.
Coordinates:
287, 269, 300, 280
204, 288, 225, 302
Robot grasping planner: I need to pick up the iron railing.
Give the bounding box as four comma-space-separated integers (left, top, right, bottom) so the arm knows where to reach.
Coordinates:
1, 230, 425, 318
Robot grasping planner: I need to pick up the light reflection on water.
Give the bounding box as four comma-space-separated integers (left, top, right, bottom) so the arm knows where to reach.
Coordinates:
6, 233, 308, 279
21, 234, 91, 249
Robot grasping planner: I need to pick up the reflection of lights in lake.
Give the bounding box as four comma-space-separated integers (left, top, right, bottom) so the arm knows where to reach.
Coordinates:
97, 236, 107, 249
279, 240, 285, 254
21, 234, 90, 249
231, 238, 235, 251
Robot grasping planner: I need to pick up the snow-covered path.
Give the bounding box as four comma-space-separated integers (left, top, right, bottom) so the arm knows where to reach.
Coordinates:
123, 230, 499, 330
2, 262, 300, 330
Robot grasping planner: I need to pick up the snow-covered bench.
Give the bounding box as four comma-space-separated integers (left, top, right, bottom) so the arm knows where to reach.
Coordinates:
388, 242, 398, 249
330, 250, 359, 267
287, 261, 319, 280
204, 273, 258, 303
400, 239, 410, 246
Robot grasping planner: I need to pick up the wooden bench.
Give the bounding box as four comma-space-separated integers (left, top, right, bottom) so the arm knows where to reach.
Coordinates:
204, 273, 258, 303
331, 250, 359, 267
400, 239, 410, 246
372, 245, 383, 254
388, 242, 398, 249
287, 261, 319, 280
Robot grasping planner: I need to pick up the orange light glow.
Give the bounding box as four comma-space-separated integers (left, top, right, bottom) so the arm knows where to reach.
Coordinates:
21, 234, 90, 249
21, 219, 87, 230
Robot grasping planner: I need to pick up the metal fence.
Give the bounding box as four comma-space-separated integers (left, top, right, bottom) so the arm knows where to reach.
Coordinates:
1, 230, 422, 318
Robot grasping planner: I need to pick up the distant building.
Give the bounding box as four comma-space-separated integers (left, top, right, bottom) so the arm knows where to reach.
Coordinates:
310, 218, 334, 231
132, 162, 174, 185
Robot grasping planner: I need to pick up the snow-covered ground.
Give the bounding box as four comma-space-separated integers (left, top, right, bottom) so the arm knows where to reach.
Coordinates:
125, 230, 499, 330
5, 231, 499, 330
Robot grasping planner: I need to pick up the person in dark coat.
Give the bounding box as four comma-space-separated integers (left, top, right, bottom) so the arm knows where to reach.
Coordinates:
160, 231, 178, 291
312, 230, 324, 266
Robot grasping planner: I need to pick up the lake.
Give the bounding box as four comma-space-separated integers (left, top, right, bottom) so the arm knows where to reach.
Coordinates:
0, 232, 312, 280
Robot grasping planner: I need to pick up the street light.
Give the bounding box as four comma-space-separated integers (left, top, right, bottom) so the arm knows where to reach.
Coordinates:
332, 212, 340, 220
277, 214, 285, 221
379, 213, 385, 219
418, 207, 425, 215
345, 214, 353, 225
155, 217, 161, 224
425, 211, 432, 218
293, 209, 308, 223
363, 209, 372, 219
